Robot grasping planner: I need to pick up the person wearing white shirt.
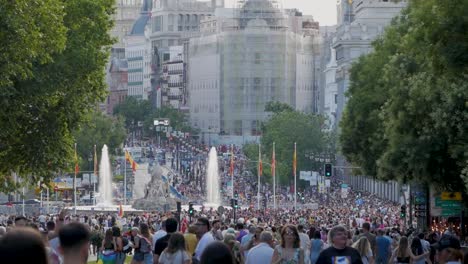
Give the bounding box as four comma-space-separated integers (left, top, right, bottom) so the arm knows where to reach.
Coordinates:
152, 220, 167, 249
298, 225, 311, 264
245, 231, 274, 264
194, 217, 215, 261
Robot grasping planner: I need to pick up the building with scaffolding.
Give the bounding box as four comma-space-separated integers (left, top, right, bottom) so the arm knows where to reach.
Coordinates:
188, 0, 322, 144
149, 0, 221, 109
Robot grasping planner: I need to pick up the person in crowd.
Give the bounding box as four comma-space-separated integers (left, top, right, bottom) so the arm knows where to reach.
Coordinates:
153, 220, 167, 247
14, 215, 28, 227
59, 222, 91, 264
0, 227, 49, 264
352, 237, 374, 264
184, 225, 198, 257
237, 222, 248, 242
194, 217, 215, 261
375, 229, 391, 264
101, 228, 117, 264
316, 225, 363, 264
245, 231, 274, 264
418, 233, 430, 252
91, 225, 104, 256
360, 222, 377, 255
139, 223, 154, 264
432, 235, 463, 264
389, 236, 428, 264
224, 233, 243, 264
200, 241, 234, 264
298, 225, 311, 264
112, 226, 126, 264
310, 230, 324, 264
410, 237, 431, 264
271, 225, 305, 264
245, 226, 264, 256
158, 233, 191, 264
211, 219, 223, 241
154, 217, 178, 264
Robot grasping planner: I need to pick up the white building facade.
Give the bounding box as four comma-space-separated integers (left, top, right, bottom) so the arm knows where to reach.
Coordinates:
188, 0, 322, 144
322, 0, 407, 129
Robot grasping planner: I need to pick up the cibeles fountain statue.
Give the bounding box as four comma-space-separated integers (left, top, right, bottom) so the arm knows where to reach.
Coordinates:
133, 165, 175, 211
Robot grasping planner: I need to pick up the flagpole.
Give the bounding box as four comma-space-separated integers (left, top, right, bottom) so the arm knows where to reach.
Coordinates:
74, 143, 77, 216
124, 147, 127, 206
93, 144, 97, 206
294, 142, 297, 211
273, 142, 276, 210
46, 187, 49, 214
257, 144, 261, 209
231, 144, 234, 198
22, 186, 25, 216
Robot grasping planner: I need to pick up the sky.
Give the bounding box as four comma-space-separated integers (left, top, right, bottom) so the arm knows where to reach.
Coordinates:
223, 0, 338, 26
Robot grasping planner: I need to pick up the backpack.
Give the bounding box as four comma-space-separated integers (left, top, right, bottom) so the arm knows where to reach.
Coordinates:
138, 235, 152, 254
122, 237, 133, 254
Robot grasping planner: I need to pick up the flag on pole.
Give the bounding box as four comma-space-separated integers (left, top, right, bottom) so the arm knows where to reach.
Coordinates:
118, 204, 124, 217
258, 145, 263, 176
74, 143, 79, 174
125, 150, 138, 172
229, 146, 234, 176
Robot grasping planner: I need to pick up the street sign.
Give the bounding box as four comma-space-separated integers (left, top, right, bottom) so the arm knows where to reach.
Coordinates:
441, 208, 461, 217
154, 119, 170, 126
441, 192, 462, 201
435, 198, 462, 208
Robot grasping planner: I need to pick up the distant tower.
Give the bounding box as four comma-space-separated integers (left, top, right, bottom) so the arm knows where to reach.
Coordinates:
337, 0, 354, 24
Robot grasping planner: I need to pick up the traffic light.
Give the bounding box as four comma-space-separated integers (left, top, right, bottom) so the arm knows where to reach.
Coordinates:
176, 201, 181, 213
400, 205, 406, 218
230, 198, 235, 208
188, 202, 194, 216
90, 191, 94, 201
234, 191, 239, 199
325, 164, 332, 177
234, 199, 239, 209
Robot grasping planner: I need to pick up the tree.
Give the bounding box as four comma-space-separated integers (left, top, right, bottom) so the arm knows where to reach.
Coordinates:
0, 0, 115, 191
0, 0, 67, 87
113, 96, 152, 130
340, 0, 468, 193
243, 110, 326, 185
74, 111, 127, 170
265, 101, 294, 114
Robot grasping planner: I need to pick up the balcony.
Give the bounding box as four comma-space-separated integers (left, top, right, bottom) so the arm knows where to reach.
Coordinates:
168, 82, 184, 88
168, 94, 182, 100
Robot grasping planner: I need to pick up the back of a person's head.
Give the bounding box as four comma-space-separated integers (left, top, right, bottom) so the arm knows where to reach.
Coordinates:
362, 222, 370, 231
417, 233, 425, 239
297, 225, 304, 232
0, 227, 48, 264
200, 241, 234, 264
165, 217, 178, 233
46, 221, 55, 231
59, 222, 90, 252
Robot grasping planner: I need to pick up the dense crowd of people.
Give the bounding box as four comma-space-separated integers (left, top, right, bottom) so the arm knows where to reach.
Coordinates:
0, 144, 466, 263
0, 208, 466, 264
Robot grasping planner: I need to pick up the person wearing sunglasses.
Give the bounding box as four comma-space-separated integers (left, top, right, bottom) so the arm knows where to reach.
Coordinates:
271, 225, 304, 264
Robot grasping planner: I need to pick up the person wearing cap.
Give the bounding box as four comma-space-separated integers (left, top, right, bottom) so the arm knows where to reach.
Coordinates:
432, 235, 463, 264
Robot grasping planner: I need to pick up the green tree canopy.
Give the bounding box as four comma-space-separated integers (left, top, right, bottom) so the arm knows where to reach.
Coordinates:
0, 0, 115, 191
340, 0, 468, 193
244, 109, 327, 185
113, 97, 197, 139
74, 111, 127, 170
0, 0, 67, 87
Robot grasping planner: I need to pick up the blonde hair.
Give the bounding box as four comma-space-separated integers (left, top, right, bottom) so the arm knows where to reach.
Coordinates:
352, 237, 371, 257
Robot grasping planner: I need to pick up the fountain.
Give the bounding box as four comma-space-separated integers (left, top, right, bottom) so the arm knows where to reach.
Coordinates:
70, 144, 142, 214
205, 147, 221, 206
97, 145, 113, 206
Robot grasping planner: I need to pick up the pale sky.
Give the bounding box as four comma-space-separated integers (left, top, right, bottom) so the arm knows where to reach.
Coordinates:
224, 0, 338, 26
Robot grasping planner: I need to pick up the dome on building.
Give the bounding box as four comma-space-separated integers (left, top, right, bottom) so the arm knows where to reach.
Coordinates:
239, 0, 284, 29
129, 0, 152, 35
